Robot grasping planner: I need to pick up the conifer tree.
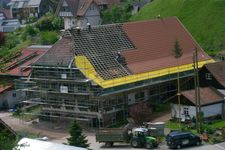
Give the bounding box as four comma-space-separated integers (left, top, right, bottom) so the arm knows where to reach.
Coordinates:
67, 120, 89, 148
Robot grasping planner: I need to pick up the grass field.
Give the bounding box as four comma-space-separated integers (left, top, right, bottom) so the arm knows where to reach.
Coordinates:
131, 0, 225, 53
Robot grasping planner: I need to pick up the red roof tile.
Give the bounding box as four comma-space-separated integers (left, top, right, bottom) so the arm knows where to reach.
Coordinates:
122, 17, 211, 74
0, 85, 13, 94
181, 87, 224, 106
204, 62, 225, 88
0, 47, 47, 77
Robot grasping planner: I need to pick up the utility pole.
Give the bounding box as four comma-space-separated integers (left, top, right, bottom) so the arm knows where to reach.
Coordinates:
193, 47, 201, 133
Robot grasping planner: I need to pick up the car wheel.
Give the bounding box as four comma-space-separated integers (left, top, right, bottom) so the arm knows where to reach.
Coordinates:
176, 145, 181, 149
105, 142, 112, 147
196, 141, 201, 146
145, 142, 153, 149
131, 139, 139, 148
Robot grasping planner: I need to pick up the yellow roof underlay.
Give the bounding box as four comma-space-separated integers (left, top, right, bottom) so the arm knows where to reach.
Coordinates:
75, 56, 215, 89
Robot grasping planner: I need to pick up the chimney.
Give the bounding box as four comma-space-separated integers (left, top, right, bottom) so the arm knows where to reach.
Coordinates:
87, 22, 91, 32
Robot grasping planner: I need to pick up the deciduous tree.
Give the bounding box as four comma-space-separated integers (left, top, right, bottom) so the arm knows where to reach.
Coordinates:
129, 102, 152, 125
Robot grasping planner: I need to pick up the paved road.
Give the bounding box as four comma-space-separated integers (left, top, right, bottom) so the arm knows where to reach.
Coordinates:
2, 112, 225, 150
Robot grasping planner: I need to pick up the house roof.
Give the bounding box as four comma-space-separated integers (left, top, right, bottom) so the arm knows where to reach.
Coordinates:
122, 17, 211, 74
1, 19, 20, 26
204, 61, 225, 88
8, 0, 41, 8
0, 47, 48, 77
0, 84, 13, 94
34, 37, 74, 67
181, 87, 224, 106
36, 17, 213, 88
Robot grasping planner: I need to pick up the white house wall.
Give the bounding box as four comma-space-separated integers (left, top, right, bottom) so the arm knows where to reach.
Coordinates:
202, 103, 222, 117
84, 3, 101, 27
171, 104, 196, 119
63, 3, 101, 29
0, 90, 25, 109
171, 103, 223, 119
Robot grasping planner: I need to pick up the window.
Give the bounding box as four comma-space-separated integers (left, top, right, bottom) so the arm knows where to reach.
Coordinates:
183, 107, 189, 116
205, 73, 212, 80
61, 74, 67, 79
60, 86, 68, 93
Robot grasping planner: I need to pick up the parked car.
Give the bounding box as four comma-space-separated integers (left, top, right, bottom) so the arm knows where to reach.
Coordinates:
166, 131, 201, 149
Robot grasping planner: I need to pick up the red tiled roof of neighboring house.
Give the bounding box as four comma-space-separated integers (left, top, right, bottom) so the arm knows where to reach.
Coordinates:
77, 0, 94, 17
204, 61, 225, 88
0, 84, 13, 94
181, 87, 224, 106
0, 47, 48, 77
1, 9, 12, 19
122, 17, 211, 74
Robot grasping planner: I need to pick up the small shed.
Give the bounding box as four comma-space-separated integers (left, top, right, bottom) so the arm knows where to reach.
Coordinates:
170, 87, 225, 120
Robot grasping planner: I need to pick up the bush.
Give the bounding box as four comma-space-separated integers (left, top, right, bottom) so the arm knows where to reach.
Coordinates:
4, 33, 20, 49
35, 12, 63, 31
21, 25, 39, 41
40, 31, 58, 45
201, 124, 216, 134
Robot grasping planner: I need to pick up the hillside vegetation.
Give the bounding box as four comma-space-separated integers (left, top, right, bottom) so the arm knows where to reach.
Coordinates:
131, 0, 225, 53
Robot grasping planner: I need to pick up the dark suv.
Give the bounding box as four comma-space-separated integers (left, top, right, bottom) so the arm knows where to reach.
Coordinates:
166, 131, 201, 149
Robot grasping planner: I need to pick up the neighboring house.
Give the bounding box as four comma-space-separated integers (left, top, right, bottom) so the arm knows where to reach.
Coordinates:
0, 19, 20, 32
16, 17, 213, 128
170, 87, 225, 120
0, 9, 19, 32
56, 0, 101, 29
0, 84, 25, 109
8, 0, 50, 23
0, 46, 49, 110
17, 138, 87, 150
199, 61, 225, 89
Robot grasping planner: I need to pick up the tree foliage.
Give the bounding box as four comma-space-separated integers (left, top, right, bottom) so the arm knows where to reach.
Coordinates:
172, 40, 183, 58
35, 12, 63, 31
67, 120, 89, 148
40, 31, 58, 45
0, 129, 17, 150
129, 102, 152, 125
101, 3, 132, 24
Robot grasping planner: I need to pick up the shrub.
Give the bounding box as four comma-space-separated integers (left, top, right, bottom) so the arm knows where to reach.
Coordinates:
21, 25, 39, 41
35, 12, 63, 31
4, 33, 20, 49
40, 31, 58, 45
201, 124, 216, 134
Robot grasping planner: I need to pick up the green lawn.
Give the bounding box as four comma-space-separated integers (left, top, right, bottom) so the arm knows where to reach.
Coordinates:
211, 120, 225, 129
131, 0, 225, 53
